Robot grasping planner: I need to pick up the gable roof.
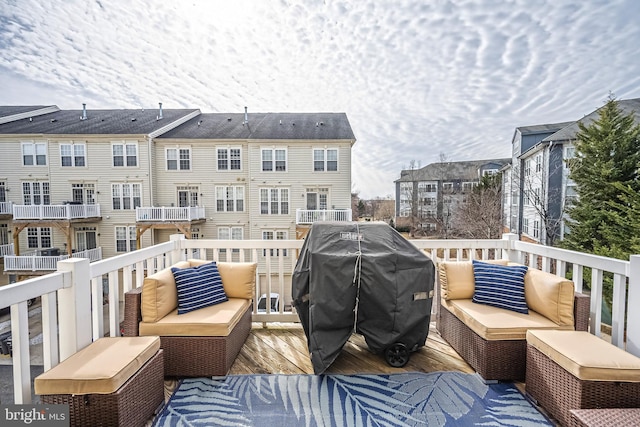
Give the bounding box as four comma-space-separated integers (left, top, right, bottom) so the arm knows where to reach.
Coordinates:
0, 108, 199, 135
396, 158, 511, 183
158, 112, 355, 141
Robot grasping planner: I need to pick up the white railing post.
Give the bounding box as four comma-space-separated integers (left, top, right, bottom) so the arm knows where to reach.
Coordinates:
170, 234, 186, 264
501, 233, 519, 262
57, 258, 92, 361
628, 255, 640, 357
11, 301, 31, 404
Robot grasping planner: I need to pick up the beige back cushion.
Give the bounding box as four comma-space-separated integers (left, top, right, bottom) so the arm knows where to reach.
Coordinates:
525, 268, 575, 326
439, 259, 510, 300
188, 260, 257, 299
141, 260, 190, 323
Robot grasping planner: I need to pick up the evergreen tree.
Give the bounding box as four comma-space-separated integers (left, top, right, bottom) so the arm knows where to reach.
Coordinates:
563, 96, 640, 258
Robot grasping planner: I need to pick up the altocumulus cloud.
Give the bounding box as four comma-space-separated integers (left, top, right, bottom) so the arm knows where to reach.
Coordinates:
0, 0, 639, 198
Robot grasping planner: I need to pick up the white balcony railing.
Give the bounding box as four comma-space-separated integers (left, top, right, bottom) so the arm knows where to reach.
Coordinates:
296, 208, 352, 224
12, 204, 101, 220
3, 247, 103, 271
0, 201, 13, 215
2, 234, 640, 404
0, 243, 14, 257
136, 206, 205, 222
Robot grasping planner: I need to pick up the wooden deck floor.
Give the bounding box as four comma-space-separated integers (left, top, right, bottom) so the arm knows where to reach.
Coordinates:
229, 322, 475, 375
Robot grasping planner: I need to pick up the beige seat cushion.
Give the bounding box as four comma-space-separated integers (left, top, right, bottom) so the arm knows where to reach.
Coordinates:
442, 299, 573, 340
188, 260, 256, 299
527, 330, 640, 382
34, 337, 160, 395
439, 260, 509, 300
524, 268, 574, 326
139, 298, 250, 337
141, 261, 191, 323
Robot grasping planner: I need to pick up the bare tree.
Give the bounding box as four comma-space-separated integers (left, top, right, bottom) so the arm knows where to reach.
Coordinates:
398, 160, 422, 236
455, 174, 503, 239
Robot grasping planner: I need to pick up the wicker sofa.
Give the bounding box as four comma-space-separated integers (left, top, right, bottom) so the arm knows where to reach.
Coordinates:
436, 260, 590, 381
123, 259, 256, 377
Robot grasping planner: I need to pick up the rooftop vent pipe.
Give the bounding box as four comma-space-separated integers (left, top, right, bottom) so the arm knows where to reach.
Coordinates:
157, 102, 163, 120
244, 106, 248, 124
81, 103, 87, 120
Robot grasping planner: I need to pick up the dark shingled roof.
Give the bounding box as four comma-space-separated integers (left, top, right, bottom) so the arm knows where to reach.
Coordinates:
0, 106, 52, 117
516, 121, 574, 135
158, 112, 355, 140
396, 158, 511, 182
0, 108, 199, 135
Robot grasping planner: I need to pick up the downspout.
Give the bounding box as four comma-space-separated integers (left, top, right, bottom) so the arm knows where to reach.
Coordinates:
148, 135, 154, 247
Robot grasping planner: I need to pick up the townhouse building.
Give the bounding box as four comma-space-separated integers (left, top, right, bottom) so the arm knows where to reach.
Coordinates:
0, 104, 355, 286
395, 159, 509, 235
502, 97, 640, 245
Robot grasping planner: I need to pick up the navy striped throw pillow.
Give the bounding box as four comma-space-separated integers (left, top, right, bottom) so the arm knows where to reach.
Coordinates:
472, 260, 529, 314
172, 262, 228, 315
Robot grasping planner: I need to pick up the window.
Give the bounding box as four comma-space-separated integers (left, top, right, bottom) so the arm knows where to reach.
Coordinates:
72, 183, 95, 204
523, 190, 530, 206
262, 148, 287, 172
60, 143, 86, 167
166, 147, 191, 170
443, 182, 453, 192
215, 186, 244, 212
418, 183, 437, 193
0, 224, 8, 246
217, 147, 241, 170
27, 227, 51, 249
524, 160, 531, 177
313, 148, 338, 171
115, 226, 136, 252
177, 186, 198, 207
523, 218, 530, 235
565, 185, 578, 204
262, 230, 288, 257
565, 146, 576, 169
218, 227, 243, 254
462, 182, 475, 193
76, 227, 97, 251
259, 188, 289, 215
443, 197, 452, 204
535, 154, 542, 173
483, 169, 498, 176
112, 183, 141, 210
533, 220, 540, 239
112, 142, 138, 167
0, 181, 5, 203
22, 142, 47, 166
22, 182, 50, 205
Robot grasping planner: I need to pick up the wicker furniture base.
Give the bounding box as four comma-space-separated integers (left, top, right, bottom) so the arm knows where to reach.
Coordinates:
40, 349, 164, 427
526, 344, 640, 427
437, 305, 526, 381
570, 408, 640, 426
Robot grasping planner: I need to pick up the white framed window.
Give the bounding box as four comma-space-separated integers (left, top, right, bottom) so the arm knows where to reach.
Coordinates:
483, 169, 498, 176
262, 230, 288, 257
166, 147, 191, 170
60, 143, 86, 167
112, 142, 138, 167
535, 154, 542, 173
112, 183, 141, 210
443, 182, 453, 191
523, 190, 530, 206
76, 227, 97, 251
71, 183, 95, 204
0, 224, 8, 246
115, 226, 136, 252
533, 220, 540, 239
313, 148, 338, 171
418, 183, 437, 193
443, 197, 452, 204
215, 186, 244, 212
218, 226, 243, 254
22, 181, 50, 205
259, 188, 289, 215
524, 160, 531, 177
565, 184, 578, 204
462, 182, 475, 192
523, 218, 529, 235
177, 186, 198, 207
0, 181, 5, 204
217, 147, 242, 171
262, 148, 287, 172
22, 142, 47, 166
27, 227, 51, 249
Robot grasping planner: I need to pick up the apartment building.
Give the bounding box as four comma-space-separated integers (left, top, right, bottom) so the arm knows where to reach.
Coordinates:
395, 159, 509, 235
0, 104, 355, 282
502, 97, 640, 245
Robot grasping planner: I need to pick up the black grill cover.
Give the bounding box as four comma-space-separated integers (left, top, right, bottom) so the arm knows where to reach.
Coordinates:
292, 222, 434, 374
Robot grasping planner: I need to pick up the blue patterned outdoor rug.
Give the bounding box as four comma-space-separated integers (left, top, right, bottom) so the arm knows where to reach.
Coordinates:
153, 371, 552, 426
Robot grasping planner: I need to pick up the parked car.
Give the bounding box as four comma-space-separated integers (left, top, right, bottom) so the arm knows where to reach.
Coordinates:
257, 293, 280, 313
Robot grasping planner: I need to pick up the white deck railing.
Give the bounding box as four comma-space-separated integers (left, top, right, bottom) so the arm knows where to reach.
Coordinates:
0, 201, 13, 215
4, 248, 103, 271
1, 233, 640, 404
136, 206, 205, 221
12, 204, 101, 220
295, 208, 352, 224
0, 243, 14, 257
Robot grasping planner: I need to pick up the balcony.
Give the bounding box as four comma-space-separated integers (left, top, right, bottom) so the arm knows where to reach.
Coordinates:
0, 201, 13, 217
296, 208, 352, 224
0, 243, 14, 257
3, 247, 103, 272
1, 234, 639, 422
12, 204, 101, 221
136, 206, 206, 222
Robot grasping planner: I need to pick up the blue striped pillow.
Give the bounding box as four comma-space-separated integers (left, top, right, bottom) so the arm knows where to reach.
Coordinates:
172, 262, 228, 315
472, 260, 529, 314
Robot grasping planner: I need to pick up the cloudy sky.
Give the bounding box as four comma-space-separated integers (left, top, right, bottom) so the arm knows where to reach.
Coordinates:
1, 0, 639, 199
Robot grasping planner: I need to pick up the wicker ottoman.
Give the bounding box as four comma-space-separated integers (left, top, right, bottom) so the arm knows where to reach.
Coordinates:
570, 408, 640, 426
526, 330, 640, 427
35, 336, 164, 427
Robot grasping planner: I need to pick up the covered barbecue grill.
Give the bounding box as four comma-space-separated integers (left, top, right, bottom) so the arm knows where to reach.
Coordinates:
292, 222, 435, 374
